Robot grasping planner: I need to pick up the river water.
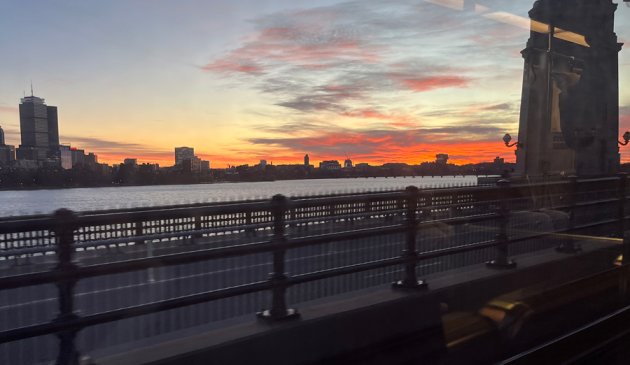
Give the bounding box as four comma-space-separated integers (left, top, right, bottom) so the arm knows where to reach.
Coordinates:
0, 176, 478, 216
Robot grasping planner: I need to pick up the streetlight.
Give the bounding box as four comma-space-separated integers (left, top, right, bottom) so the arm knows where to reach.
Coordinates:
619, 131, 630, 146
503, 133, 522, 148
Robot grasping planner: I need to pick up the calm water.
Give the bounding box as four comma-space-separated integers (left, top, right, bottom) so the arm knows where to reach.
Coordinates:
0, 176, 478, 216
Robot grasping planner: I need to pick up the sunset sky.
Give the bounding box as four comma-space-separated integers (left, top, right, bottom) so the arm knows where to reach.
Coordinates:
2, 0, 630, 167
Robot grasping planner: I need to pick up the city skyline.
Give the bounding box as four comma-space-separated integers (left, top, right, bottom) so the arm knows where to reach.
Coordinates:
2, 1, 630, 167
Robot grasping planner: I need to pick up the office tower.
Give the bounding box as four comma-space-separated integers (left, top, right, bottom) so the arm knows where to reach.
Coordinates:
304, 154, 310, 166
175, 147, 194, 165
16, 94, 59, 161
0, 124, 4, 145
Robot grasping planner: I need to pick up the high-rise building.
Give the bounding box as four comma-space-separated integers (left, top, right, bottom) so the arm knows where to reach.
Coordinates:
304, 154, 310, 166
0, 124, 4, 145
175, 147, 195, 165
436, 154, 449, 165
16, 95, 59, 161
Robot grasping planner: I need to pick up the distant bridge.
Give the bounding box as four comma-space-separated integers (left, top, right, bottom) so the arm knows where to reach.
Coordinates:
0, 174, 628, 364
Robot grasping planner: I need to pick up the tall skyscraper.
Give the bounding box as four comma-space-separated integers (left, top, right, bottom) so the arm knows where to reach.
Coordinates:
304, 154, 310, 166
0, 124, 5, 145
175, 147, 194, 165
16, 94, 60, 161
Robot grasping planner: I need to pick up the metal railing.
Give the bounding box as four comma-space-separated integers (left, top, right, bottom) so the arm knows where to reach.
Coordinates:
0, 175, 628, 364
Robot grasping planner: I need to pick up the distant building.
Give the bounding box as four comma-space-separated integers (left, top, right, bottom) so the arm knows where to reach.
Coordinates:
493, 156, 505, 167
355, 163, 370, 169
304, 154, 310, 166
436, 154, 449, 165
59, 145, 73, 169
14, 159, 39, 170
71, 148, 86, 166
175, 147, 194, 165
123, 158, 137, 166
0, 145, 15, 165
85, 152, 98, 165
319, 160, 341, 170
259, 160, 267, 168
139, 163, 160, 173
181, 156, 202, 172
344, 159, 353, 168
16, 94, 59, 161
200, 160, 210, 171
0, 125, 16, 165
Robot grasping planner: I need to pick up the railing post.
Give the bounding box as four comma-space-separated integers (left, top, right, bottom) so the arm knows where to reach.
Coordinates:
289, 208, 297, 228
134, 220, 143, 246
193, 214, 202, 240
393, 186, 427, 289
245, 211, 255, 235
487, 179, 517, 269
257, 194, 299, 321
557, 175, 579, 253
53, 209, 81, 365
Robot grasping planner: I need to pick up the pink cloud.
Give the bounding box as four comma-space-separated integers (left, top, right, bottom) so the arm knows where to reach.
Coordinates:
203, 21, 383, 75
202, 59, 264, 74
399, 76, 470, 92
341, 108, 417, 127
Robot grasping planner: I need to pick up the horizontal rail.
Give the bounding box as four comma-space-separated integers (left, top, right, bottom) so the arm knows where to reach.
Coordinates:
0, 280, 271, 343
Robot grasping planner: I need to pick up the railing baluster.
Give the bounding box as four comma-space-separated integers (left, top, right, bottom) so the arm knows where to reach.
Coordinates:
487, 179, 517, 269
53, 209, 81, 365
557, 175, 579, 253
393, 186, 427, 289
257, 195, 299, 321
245, 211, 255, 235
134, 220, 143, 246
193, 214, 202, 240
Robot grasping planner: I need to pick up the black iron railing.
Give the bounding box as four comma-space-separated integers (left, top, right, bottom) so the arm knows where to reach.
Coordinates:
0, 175, 628, 364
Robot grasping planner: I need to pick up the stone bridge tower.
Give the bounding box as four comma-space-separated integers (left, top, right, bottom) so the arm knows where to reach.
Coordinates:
515, 0, 623, 178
